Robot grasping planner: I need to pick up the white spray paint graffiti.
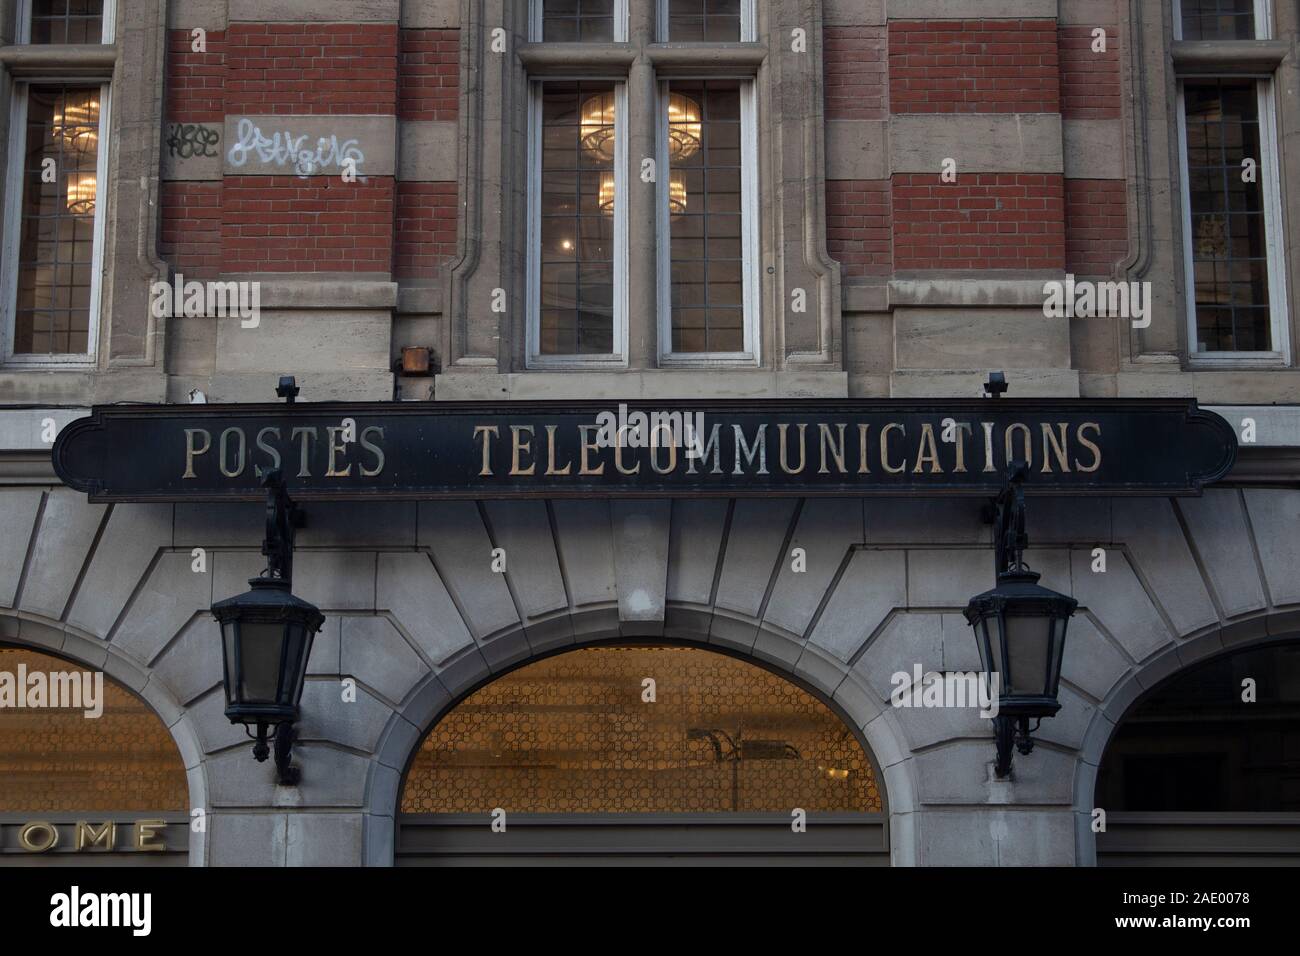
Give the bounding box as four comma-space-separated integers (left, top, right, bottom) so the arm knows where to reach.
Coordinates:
226, 118, 366, 177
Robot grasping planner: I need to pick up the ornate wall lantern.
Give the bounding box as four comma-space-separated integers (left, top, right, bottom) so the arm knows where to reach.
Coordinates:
211, 452, 322, 785
965, 461, 1078, 777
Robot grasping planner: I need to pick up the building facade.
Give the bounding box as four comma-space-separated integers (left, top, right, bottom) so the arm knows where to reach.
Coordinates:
0, 0, 1298, 866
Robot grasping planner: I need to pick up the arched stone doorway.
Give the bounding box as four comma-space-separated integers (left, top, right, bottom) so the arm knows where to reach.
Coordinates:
0, 642, 195, 865
393, 643, 890, 864
1085, 632, 1300, 865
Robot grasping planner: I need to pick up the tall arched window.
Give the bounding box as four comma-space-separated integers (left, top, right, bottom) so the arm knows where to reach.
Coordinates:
0, 646, 188, 812
1095, 639, 1300, 864
398, 645, 885, 863
0, 644, 190, 862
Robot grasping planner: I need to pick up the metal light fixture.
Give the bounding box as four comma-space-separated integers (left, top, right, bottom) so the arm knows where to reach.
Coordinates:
210, 380, 322, 785
65, 173, 96, 214
964, 460, 1078, 778
666, 92, 702, 161
599, 169, 687, 216
53, 97, 99, 152
579, 91, 618, 162
579, 91, 701, 163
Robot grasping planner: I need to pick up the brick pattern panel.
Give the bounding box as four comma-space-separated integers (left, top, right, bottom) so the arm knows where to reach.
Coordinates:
1058, 25, 1121, 120
160, 183, 223, 279
166, 29, 226, 123
221, 176, 395, 273
826, 180, 892, 277
224, 23, 399, 115
889, 20, 1059, 114
1065, 179, 1128, 275
825, 26, 888, 119
394, 182, 459, 278
892, 173, 1065, 271
399, 29, 460, 121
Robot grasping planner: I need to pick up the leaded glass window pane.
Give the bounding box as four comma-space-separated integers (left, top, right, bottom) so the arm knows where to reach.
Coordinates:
538, 81, 617, 355
1183, 79, 1271, 352
14, 85, 102, 357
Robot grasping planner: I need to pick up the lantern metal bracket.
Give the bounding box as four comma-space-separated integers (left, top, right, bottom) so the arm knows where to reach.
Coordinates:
994, 716, 1041, 778
261, 468, 304, 584
250, 721, 301, 786
984, 459, 1029, 576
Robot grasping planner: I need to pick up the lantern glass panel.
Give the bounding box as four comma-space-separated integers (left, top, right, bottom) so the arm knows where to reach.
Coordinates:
974, 616, 997, 677
1047, 617, 1068, 695
238, 621, 286, 702
220, 621, 237, 704
285, 624, 312, 705
1005, 614, 1049, 696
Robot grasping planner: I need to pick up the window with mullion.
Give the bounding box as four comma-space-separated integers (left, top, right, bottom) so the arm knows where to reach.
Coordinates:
1176, 0, 1267, 41
662, 0, 758, 42
660, 79, 756, 363
534, 0, 626, 43
22, 0, 111, 44
1182, 80, 1273, 353
529, 80, 627, 364
3, 83, 109, 361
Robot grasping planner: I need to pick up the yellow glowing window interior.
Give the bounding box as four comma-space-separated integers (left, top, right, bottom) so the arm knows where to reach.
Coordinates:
401, 645, 882, 814
0, 646, 188, 813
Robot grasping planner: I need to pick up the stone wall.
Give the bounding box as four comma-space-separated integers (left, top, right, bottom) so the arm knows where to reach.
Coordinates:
2, 483, 1296, 865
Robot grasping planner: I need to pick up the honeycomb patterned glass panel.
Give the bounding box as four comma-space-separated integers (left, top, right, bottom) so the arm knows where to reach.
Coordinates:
401, 646, 882, 814
0, 647, 189, 812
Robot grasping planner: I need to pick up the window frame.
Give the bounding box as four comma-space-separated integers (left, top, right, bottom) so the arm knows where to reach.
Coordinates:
656, 77, 760, 367
17, 0, 116, 45
1175, 78, 1289, 365
0, 81, 112, 368
1172, 0, 1290, 365
1173, 0, 1272, 41
530, 0, 629, 44
525, 79, 631, 369
657, 0, 758, 43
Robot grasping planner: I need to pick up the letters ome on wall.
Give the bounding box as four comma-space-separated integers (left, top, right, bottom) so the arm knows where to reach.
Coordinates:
51, 399, 1238, 502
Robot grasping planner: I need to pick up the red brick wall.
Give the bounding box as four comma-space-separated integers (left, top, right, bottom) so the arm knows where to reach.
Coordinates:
892, 173, 1065, 271
393, 182, 459, 279
166, 29, 226, 123
224, 23, 399, 116
160, 183, 223, 279
1064, 179, 1127, 275
161, 19, 463, 277
889, 20, 1059, 114
398, 29, 460, 121
826, 181, 892, 278
221, 176, 395, 273
824, 26, 888, 119
1058, 25, 1121, 120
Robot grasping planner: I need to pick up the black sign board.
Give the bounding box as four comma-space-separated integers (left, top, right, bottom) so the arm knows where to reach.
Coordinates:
51, 399, 1237, 502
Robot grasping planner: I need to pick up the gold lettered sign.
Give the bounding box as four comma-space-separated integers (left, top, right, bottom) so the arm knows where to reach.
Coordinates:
0, 817, 183, 854
51, 399, 1237, 501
